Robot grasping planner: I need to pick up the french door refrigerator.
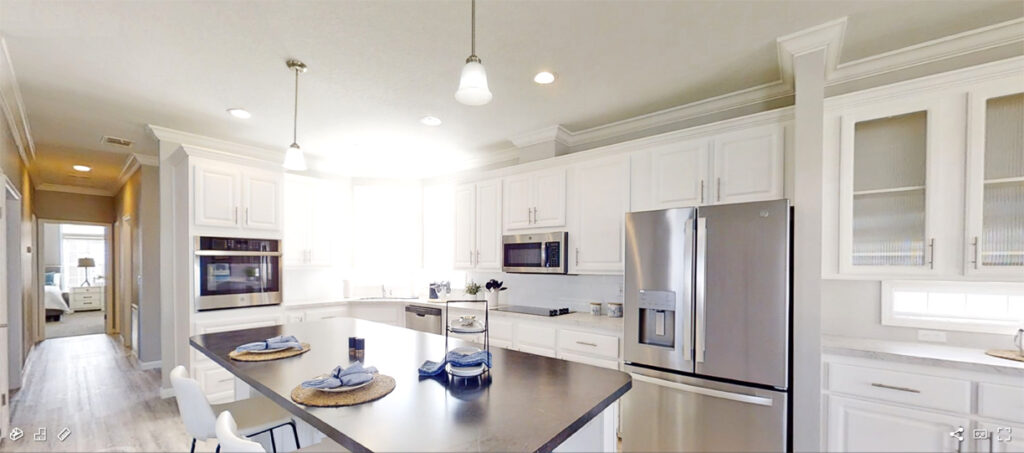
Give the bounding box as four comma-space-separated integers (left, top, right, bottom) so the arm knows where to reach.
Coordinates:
621, 199, 791, 452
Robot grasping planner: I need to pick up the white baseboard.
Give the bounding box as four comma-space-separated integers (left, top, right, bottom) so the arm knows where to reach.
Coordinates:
159, 387, 175, 399
138, 359, 161, 370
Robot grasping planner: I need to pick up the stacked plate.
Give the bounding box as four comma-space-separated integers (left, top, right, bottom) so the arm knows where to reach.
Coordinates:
447, 346, 485, 377
449, 319, 486, 334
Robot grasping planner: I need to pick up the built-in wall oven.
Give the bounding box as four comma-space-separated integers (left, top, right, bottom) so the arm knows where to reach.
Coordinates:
194, 236, 282, 311
501, 231, 568, 274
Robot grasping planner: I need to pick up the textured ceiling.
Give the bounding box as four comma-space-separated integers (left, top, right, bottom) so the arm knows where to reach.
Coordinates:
1, 0, 1021, 186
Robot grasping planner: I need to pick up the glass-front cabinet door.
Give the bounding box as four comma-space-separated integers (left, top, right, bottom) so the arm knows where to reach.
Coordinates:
838, 97, 960, 276
967, 77, 1024, 278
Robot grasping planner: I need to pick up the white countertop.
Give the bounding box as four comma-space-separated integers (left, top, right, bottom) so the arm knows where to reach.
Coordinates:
822, 335, 1024, 376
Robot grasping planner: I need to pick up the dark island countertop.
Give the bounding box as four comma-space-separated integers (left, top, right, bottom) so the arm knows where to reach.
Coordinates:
190, 317, 631, 452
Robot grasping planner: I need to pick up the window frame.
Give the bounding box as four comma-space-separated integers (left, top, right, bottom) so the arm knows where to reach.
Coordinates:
881, 280, 1024, 335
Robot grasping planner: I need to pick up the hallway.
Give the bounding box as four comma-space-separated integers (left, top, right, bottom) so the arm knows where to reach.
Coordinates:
7, 334, 196, 452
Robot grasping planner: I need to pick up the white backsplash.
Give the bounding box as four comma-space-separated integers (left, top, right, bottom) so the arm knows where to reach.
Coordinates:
467, 272, 624, 312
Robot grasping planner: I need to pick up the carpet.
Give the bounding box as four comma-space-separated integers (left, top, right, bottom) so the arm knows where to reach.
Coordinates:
46, 310, 105, 339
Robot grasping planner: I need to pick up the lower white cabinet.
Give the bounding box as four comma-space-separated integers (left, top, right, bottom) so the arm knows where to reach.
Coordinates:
190, 310, 284, 401
976, 421, 1024, 453
827, 395, 968, 452
348, 304, 403, 327
557, 351, 618, 370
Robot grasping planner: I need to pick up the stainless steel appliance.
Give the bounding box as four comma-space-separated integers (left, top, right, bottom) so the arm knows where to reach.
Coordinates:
622, 199, 791, 452
502, 231, 568, 274
194, 236, 282, 311
491, 305, 571, 317
405, 305, 442, 334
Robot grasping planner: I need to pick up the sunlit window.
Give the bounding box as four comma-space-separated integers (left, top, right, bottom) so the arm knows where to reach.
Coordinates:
882, 280, 1024, 334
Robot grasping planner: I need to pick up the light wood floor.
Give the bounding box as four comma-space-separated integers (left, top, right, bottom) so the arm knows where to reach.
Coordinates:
4, 334, 212, 452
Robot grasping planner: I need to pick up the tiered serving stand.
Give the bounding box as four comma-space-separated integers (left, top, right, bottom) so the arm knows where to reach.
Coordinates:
442, 295, 491, 378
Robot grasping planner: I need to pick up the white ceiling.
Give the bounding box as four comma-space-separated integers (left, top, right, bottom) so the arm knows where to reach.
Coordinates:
1, 1, 1021, 188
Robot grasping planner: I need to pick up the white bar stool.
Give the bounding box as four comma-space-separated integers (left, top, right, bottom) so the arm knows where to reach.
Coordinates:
216, 411, 346, 452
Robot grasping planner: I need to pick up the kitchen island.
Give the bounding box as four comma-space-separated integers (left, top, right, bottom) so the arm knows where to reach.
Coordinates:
190, 317, 631, 452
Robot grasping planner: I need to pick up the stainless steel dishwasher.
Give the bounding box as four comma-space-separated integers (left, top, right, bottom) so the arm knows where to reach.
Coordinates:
404, 305, 442, 334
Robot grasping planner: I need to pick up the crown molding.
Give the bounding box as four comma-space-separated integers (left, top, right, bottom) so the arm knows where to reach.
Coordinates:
0, 36, 35, 167
147, 125, 282, 164
35, 183, 115, 197
116, 153, 158, 189
830, 17, 1024, 86
777, 16, 847, 85
508, 125, 573, 148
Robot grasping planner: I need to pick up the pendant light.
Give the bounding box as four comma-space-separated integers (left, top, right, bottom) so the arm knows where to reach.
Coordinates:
283, 59, 308, 171
454, 0, 492, 106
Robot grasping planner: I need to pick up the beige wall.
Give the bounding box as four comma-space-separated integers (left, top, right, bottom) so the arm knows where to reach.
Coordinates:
113, 165, 160, 363
34, 190, 114, 224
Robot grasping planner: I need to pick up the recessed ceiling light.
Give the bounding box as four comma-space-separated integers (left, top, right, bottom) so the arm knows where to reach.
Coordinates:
533, 71, 556, 84
72, 165, 92, 172
227, 108, 252, 119
420, 116, 442, 126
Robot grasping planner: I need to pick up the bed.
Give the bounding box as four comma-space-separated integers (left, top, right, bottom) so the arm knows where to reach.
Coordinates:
44, 284, 72, 322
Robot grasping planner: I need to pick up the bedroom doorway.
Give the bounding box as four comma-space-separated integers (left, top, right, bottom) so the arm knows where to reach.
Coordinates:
39, 221, 113, 340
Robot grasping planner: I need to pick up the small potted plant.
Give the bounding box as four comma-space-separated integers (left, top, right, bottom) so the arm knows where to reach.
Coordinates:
464, 281, 482, 300
484, 279, 506, 305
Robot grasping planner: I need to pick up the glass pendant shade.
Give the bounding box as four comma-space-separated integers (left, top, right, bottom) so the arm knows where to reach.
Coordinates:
283, 143, 307, 171
455, 59, 492, 106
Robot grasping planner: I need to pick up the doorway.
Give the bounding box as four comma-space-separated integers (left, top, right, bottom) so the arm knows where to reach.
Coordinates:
39, 221, 113, 340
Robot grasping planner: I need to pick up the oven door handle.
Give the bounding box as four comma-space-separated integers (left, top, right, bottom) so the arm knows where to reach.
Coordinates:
194, 250, 283, 257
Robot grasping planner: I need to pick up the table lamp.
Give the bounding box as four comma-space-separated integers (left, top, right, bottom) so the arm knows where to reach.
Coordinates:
78, 257, 95, 287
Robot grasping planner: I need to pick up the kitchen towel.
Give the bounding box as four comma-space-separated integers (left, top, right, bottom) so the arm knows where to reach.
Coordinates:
418, 350, 492, 376
235, 335, 302, 353
302, 362, 378, 389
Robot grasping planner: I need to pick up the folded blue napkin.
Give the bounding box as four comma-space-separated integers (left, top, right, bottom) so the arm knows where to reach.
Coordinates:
234, 335, 302, 353
302, 362, 378, 389
418, 350, 492, 376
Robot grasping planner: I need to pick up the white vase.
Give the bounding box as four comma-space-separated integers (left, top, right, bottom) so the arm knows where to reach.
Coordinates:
485, 291, 499, 306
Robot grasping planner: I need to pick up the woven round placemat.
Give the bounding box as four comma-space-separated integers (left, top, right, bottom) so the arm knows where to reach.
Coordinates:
985, 349, 1024, 363
290, 375, 396, 407
229, 343, 311, 362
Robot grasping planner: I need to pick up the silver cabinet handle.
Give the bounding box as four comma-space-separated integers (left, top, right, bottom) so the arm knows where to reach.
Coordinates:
532, 207, 537, 224
475, 249, 480, 265
245, 207, 250, 225
928, 238, 936, 269
716, 177, 722, 202
575, 341, 597, 347
469, 250, 473, 265
870, 382, 920, 393
527, 207, 532, 224
695, 216, 707, 363
575, 247, 580, 266
234, 206, 239, 224
949, 426, 965, 453
699, 180, 705, 204
971, 236, 979, 269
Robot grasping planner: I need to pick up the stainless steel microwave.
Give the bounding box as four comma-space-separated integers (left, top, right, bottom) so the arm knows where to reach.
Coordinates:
194, 236, 282, 311
502, 232, 568, 274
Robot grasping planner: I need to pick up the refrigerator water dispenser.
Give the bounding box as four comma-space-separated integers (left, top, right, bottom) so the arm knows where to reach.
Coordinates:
638, 290, 675, 347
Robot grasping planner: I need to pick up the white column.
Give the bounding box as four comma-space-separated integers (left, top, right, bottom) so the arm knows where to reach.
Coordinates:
792, 48, 826, 452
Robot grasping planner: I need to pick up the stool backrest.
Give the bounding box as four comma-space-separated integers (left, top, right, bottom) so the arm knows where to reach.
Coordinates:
170, 365, 218, 440
216, 411, 267, 453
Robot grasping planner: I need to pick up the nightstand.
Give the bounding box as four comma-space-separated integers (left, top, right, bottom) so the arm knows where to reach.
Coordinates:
70, 286, 104, 311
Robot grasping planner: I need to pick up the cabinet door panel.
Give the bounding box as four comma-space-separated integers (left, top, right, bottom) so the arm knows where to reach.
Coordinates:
827, 396, 967, 452
283, 174, 313, 266
652, 140, 709, 208
573, 156, 629, 274
194, 164, 240, 227
453, 184, 476, 270
503, 175, 533, 230
475, 181, 502, 270
713, 125, 783, 204
976, 421, 1024, 453
533, 168, 567, 227
244, 171, 282, 231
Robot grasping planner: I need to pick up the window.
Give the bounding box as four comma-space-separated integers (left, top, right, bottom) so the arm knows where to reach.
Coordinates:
882, 280, 1024, 334
61, 224, 107, 288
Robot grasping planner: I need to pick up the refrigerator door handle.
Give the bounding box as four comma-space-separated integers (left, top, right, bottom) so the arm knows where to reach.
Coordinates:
630, 373, 773, 407
695, 216, 707, 363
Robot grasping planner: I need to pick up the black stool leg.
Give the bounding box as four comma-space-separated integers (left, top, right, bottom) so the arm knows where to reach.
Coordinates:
190, 438, 196, 453
215, 445, 220, 453
270, 429, 277, 453
290, 421, 300, 449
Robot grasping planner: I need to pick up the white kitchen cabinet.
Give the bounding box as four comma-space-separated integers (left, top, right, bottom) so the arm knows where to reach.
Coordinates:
836, 96, 963, 277
348, 304, 403, 327
503, 168, 566, 230
243, 171, 282, 231
826, 395, 969, 452
191, 311, 284, 400
648, 138, 710, 209
965, 76, 1024, 279
194, 163, 241, 228
453, 181, 501, 271
975, 421, 1024, 453
193, 159, 284, 234
304, 306, 349, 321
0, 326, 8, 440
571, 154, 629, 274
711, 124, 784, 204
557, 351, 619, 370
284, 174, 336, 267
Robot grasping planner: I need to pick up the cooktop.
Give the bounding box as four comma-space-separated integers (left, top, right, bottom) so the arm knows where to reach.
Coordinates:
491, 305, 572, 317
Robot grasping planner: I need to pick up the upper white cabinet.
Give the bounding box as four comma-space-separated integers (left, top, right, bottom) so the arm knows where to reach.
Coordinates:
836, 96, 963, 277
194, 164, 241, 227
454, 180, 502, 271
193, 159, 283, 234
712, 125, 784, 204
284, 174, 337, 267
965, 76, 1024, 279
570, 154, 629, 274
503, 168, 566, 231
631, 123, 784, 212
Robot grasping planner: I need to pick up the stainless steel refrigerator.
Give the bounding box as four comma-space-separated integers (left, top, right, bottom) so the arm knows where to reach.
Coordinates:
621, 199, 791, 452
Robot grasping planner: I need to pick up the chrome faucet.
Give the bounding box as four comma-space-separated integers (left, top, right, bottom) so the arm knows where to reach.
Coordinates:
381, 285, 387, 298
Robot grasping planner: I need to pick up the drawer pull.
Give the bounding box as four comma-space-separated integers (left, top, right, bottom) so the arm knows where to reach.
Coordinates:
575, 341, 598, 347
870, 382, 920, 394
217, 378, 234, 384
